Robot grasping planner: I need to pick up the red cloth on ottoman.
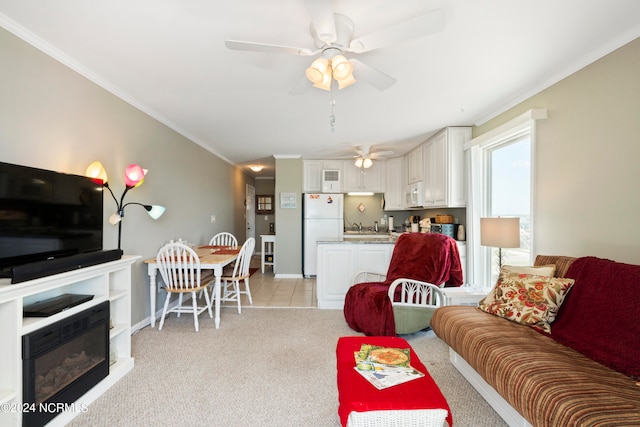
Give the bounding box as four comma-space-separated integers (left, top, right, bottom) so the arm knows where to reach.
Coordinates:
336, 336, 452, 427
344, 233, 463, 336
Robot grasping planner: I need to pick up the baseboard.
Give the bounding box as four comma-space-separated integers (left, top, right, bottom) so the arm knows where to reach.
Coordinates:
275, 273, 303, 279
448, 348, 532, 427
132, 294, 196, 334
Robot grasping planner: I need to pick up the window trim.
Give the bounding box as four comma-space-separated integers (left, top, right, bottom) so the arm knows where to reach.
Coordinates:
465, 109, 546, 289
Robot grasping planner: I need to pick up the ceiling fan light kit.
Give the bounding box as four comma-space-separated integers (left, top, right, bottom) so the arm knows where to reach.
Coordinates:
305, 54, 356, 91
354, 156, 373, 168
225, 3, 445, 93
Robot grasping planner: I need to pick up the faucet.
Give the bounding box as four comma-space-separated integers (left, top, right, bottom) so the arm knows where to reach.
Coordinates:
354, 222, 362, 231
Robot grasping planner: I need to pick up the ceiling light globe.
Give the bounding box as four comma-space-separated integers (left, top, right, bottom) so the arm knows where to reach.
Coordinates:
354, 158, 363, 168
331, 55, 353, 81
305, 67, 323, 84
363, 157, 373, 168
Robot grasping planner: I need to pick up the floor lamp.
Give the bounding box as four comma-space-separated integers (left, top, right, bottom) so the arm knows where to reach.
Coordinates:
86, 161, 166, 250
480, 217, 520, 270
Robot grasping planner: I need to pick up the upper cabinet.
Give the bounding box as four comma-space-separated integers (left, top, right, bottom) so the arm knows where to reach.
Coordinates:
423, 127, 470, 208
303, 160, 344, 193
342, 160, 386, 193
303, 160, 322, 192
384, 157, 405, 210
406, 145, 423, 184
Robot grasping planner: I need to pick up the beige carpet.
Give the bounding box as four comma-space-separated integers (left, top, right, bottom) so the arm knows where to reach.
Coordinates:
69, 308, 506, 427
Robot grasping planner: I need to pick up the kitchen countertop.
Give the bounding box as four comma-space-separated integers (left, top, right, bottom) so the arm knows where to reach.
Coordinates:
318, 236, 397, 244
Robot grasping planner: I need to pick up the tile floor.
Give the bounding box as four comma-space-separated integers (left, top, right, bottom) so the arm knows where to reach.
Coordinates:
224, 255, 317, 308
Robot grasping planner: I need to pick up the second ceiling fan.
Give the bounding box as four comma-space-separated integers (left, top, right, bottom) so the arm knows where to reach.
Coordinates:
225, 0, 445, 93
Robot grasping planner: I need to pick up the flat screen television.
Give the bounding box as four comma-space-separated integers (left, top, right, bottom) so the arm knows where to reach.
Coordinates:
0, 161, 103, 277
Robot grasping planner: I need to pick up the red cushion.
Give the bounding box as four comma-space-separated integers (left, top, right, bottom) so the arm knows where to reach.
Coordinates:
552, 257, 640, 380
336, 336, 452, 427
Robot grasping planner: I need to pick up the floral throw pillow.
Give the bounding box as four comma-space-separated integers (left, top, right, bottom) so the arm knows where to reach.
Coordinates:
478, 265, 556, 306
477, 271, 575, 333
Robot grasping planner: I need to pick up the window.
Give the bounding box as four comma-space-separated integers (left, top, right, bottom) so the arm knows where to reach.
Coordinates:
256, 195, 274, 214
466, 109, 546, 288
486, 135, 531, 282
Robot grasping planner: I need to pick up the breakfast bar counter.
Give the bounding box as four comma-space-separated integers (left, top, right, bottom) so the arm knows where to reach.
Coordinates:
316, 240, 395, 309
316, 235, 466, 309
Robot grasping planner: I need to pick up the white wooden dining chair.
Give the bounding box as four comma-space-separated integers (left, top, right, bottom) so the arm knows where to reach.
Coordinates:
156, 242, 213, 332
209, 232, 238, 248
216, 237, 255, 313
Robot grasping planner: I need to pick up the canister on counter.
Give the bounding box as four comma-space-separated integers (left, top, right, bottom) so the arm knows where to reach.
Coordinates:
441, 223, 455, 238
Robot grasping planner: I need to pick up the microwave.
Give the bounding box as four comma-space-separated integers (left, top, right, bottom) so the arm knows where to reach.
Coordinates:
405, 181, 424, 208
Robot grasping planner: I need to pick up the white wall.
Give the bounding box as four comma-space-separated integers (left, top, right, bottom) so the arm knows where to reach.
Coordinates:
0, 27, 250, 325
474, 37, 640, 264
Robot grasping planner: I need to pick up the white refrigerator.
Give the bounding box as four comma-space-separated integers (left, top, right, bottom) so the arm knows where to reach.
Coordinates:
303, 193, 344, 277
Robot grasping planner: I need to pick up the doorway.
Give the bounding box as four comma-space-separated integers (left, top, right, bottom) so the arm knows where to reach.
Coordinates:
246, 183, 255, 241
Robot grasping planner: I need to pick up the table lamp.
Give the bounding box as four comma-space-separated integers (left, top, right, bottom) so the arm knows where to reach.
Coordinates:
480, 217, 520, 269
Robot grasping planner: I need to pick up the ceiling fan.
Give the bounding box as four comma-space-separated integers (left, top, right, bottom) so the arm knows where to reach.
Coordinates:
348, 145, 395, 168
225, 0, 445, 93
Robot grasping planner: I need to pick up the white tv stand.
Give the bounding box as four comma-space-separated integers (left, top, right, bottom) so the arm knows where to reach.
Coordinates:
0, 255, 139, 426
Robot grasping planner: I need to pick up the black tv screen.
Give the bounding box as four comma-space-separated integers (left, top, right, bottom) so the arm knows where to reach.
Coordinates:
0, 161, 103, 273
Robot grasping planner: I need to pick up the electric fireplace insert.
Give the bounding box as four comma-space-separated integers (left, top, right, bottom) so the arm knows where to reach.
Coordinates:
22, 301, 109, 427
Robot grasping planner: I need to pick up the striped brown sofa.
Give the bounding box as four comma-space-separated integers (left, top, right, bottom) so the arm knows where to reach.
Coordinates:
431, 255, 640, 427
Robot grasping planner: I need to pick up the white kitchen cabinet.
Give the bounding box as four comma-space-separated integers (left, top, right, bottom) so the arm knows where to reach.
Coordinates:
303, 160, 322, 192
317, 242, 394, 308
384, 157, 405, 210
423, 127, 470, 208
303, 160, 344, 193
342, 160, 386, 192
406, 145, 423, 184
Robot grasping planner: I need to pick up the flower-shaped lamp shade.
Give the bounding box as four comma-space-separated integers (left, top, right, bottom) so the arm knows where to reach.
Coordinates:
147, 205, 166, 220
85, 161, 108, 185
124, 164, 146, 187
108, 213, 122, 225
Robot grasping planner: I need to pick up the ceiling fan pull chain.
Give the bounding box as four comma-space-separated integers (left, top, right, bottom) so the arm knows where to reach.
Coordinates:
329, 89, 336, 132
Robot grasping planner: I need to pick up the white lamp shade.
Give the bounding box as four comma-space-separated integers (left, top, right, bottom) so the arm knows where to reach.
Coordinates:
480, 217, 520, 248
362, 157, 373, 168
354, 158, 363, 168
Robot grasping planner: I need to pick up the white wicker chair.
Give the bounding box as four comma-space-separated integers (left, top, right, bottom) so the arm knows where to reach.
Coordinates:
387, 278, 445, 335
156, 242, 213, 332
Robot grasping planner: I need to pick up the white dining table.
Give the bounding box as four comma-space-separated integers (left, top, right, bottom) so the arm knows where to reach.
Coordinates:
144, 245, 239, 329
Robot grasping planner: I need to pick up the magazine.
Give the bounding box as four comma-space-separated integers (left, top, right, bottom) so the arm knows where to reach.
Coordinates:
353, 344, 425, 389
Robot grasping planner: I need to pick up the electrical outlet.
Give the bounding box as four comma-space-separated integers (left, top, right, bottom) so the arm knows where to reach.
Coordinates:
210, 215, 216, 223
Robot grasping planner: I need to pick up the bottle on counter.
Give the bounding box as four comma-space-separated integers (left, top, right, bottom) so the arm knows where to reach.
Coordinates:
457, 225, 465, 241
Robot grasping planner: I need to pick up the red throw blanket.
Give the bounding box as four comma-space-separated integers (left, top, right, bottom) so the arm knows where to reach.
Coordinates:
551, 256, 640, 380
344, 233, 463, 336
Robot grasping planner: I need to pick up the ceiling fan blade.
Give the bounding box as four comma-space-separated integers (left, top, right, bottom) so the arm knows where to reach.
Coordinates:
350, 59, 396, 91
348, 9, 445, 53
289, 74, 313, 95
370, 150, 395, 159
225, 40, 315, 56
304, 0, 337, 43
